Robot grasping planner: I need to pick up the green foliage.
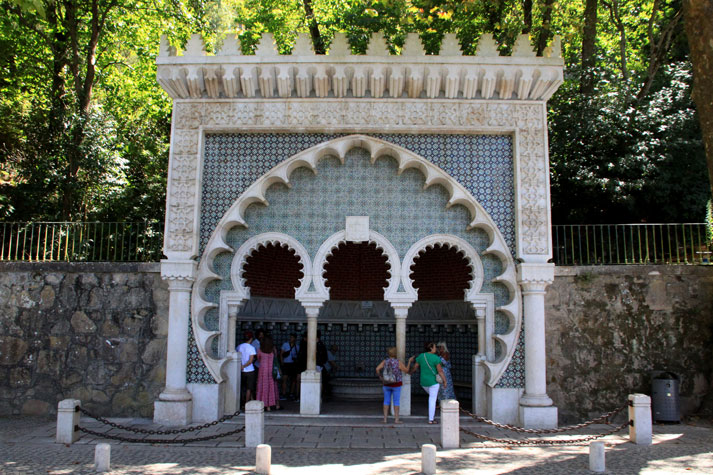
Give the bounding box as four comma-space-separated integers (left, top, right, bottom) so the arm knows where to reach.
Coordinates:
0, 0, 709, 227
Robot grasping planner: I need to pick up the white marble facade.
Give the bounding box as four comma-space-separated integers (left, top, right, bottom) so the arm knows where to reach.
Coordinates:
155, 31, 563, 428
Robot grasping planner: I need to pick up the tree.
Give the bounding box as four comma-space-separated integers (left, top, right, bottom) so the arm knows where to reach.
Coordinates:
683, 0, 713, 201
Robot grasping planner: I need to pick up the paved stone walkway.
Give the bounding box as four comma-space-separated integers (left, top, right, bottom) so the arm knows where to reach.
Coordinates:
2, 414, 712, 474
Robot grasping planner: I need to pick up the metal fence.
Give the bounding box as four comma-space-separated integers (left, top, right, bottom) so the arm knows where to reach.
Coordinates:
552, 223, 712, 266
0, 221, 163, 262
1, 221, 711, 265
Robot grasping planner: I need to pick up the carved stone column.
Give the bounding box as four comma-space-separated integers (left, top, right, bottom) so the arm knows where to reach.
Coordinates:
154, 259, 197, 425
300, 303, 323, 415
475, 307, 486, 357
224, 304, 243, 415
517, 262, 557, 428
392, 305, 411, 416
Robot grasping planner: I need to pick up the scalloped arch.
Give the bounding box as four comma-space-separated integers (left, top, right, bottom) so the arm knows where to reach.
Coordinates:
196, 134, 520, 386
402, 234, 485, 300
230, 232, 312, 298
312, 230, 402, 301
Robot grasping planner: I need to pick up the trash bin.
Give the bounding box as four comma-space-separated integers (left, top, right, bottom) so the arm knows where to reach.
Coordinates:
651, 372, 680, 423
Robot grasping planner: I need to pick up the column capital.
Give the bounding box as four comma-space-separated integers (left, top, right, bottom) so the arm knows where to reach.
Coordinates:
517, 262, 555, 292
161, 259, 197, 282
392, 303, 411, 319
298, 295, 327, 315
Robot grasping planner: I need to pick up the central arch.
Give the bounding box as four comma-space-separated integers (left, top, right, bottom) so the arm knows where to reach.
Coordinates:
192, 134, 521, 410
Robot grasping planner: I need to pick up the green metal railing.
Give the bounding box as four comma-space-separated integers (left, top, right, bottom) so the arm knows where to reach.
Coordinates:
1, 221, 711, 265
0, 221, 163, 262
552, 223, 712, 265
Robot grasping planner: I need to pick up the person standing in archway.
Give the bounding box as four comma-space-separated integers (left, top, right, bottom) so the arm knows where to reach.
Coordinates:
237, 331, 257, 408
376, 347, 414, 423
256, 335, 281, 411
411, 342, 447, 424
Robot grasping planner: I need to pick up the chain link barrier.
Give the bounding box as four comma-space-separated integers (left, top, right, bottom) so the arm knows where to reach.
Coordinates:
75, 405, 244, 444
460, 420, 630, 446
459, 403, 628, 434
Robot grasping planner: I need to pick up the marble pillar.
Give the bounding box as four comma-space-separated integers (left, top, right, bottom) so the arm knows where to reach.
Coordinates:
154, 260, 196, 425
517, 262, 558, 428
300, 304, 322, 415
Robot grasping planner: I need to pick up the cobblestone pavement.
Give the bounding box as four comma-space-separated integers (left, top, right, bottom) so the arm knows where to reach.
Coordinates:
2, 414, 713, 474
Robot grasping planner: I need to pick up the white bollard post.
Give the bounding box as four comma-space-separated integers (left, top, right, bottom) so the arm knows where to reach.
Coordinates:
421, 444, 437, 475
245, 400, 264, 448
628, 393, 652, 445
56, 399, 81, 444
589, 441, 605, 472
94, 443, 111, 472
256, 444, 271, 475
440, 399, 460, 449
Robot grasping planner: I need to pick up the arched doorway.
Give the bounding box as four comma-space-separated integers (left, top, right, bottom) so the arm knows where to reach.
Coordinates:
409, 244, 477, 401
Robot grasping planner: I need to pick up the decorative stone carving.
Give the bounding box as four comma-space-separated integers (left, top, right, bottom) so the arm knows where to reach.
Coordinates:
157, 33, 563, 101
164, 103, 552, 260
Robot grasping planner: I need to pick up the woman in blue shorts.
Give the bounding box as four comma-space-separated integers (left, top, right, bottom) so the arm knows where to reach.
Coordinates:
376, 347, 414, 424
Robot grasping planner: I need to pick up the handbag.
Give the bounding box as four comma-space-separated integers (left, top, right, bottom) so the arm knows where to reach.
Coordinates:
272, 351, 282, 380
424, 355, 443, 384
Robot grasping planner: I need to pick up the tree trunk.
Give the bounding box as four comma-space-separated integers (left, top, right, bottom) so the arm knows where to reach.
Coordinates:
302, 0, 325, 54
523, 0, 533, 34
683, 0, 713, 199
581, 0, 599, 94
536, 0, 554, 56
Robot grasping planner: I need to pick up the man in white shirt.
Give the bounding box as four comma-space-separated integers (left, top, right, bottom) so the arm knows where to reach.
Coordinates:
237, 331, 257, 406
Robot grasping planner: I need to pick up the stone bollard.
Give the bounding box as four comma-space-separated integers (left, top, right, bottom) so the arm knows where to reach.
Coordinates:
440, 399, 460, 449
589, 441, 605, 472
256, 444, 271, 475
245, 400, 264, 448
56, 399, 81, 444
628, 393, 652, 445
421, 444, 437, 475
94, 443, 111, 472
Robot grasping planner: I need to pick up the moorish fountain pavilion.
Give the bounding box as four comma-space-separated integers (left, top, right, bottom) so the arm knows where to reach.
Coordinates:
153, 30, 564, 429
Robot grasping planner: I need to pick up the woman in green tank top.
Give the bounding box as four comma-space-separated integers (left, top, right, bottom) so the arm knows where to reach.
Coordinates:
411, 342, 447, 424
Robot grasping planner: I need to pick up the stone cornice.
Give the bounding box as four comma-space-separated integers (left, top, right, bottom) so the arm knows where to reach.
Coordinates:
157, 32, 563, 102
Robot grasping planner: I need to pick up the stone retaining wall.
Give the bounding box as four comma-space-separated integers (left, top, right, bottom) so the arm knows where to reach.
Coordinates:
548, 266, 713, 423
1, 263, 711, 422
0, 263, 168, 417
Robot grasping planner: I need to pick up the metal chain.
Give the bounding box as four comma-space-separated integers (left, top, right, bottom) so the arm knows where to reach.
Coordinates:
460, 420, 630, 446
76, 424, 245, 444
76, 406, 241, 435
459, 404, 627, 434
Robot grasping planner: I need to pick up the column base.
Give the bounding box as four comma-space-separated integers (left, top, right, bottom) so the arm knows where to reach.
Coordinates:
519, 393, 553, 407
519, 405, 558, 429
154, 399, 192, 426
300, 370, 321, 415
399, 374, 411, 416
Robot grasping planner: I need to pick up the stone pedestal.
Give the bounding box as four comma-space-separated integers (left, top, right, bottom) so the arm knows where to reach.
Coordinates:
154, 399, 192, 426
519, 405, 558, 429
440, 399, 460, 449
400, 374, 412, 416
224, 352, 240, 415
472, 355, 487, 416
300, 370, 322, 415
245, 401, 264, 447
56, 399, 80, 444
628, 393, 652, 445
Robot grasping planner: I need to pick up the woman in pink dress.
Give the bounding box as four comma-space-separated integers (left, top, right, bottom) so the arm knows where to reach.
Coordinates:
256, 335, 281, 411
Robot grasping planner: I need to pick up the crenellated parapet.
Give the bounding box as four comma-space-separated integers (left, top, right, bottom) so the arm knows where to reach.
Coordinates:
157, 32, 563, 101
